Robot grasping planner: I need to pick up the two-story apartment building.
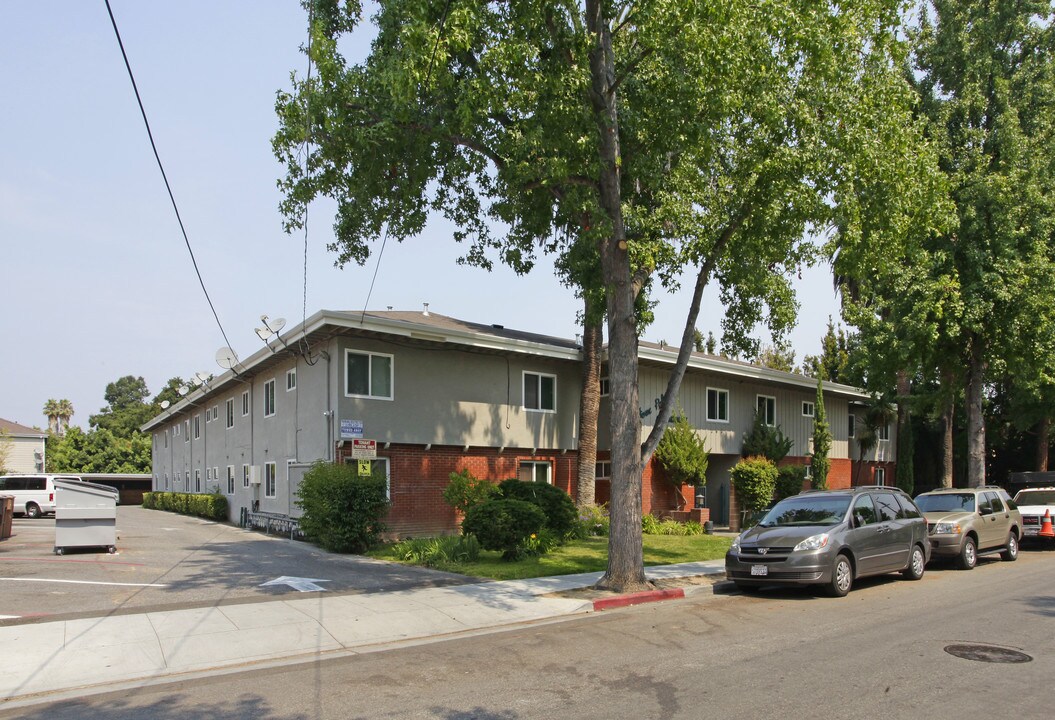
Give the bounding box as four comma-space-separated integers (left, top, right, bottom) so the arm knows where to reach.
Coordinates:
143, 309, 895, 536
0, 418, 46, 473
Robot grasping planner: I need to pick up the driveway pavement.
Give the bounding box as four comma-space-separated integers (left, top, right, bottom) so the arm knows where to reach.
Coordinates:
0, 507, 471, 623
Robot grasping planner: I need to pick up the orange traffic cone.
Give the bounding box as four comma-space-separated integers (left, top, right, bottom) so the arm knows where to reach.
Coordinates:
1040, 510, 1055, 538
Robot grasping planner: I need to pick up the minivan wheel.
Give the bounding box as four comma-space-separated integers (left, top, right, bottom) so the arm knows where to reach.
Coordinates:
903, 545, 926, 580
826, 554, 853, 597
1001, 533, 1019, 562
956, 536, 977, 570
25, 503, 41, 519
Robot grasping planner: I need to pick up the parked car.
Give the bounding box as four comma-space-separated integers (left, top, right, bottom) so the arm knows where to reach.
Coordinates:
913, 487, 1020, 569
0, 474, 84, 518
1012, 487, 1055, 543
725, 486, 930, 597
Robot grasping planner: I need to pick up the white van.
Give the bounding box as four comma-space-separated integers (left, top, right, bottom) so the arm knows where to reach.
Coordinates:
0, 474, 84, 518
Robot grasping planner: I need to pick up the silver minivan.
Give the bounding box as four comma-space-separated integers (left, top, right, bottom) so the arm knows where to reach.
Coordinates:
0, 474, 84, 518
726, 486, 931, 597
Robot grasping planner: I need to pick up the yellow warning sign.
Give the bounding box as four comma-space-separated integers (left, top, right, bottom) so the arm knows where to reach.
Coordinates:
358, 459, 371, 476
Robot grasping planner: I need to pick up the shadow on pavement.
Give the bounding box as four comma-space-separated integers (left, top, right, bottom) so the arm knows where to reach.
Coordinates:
2, 694, 306, 720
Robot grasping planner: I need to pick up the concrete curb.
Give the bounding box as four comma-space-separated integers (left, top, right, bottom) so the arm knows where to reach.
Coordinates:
593, 587, 685, 611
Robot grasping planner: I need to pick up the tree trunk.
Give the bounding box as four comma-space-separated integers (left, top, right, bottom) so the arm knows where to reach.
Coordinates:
1036, 417, 1050, 472
966, 335, 986, 488
576, 301, 602, 507
941, 395, 955, 489
586, 2, 648, 593
894, 370, 913, 493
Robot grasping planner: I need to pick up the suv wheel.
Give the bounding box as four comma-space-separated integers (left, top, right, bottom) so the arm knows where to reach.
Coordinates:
956, 536, 977, 570
24, 503, 41, 519
1001, 533, 1019, 562
902, 545, 926, 580
826, 554, 853, 597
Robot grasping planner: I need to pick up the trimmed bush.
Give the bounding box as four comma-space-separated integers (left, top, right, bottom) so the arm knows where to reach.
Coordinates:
442, 468, 498, 513
461, 498, 546, 560
498, 479, 577, 539
775, 465, 808, 501
731, 456, 779, 515
295, 461, 390, 553
142, 491, 228, 521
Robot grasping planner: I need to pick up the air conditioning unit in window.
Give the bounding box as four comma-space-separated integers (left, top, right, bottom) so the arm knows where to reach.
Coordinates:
248, 466, 262, 485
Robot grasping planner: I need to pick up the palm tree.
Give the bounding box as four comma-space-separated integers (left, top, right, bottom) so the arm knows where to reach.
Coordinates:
43, 398, 74, 436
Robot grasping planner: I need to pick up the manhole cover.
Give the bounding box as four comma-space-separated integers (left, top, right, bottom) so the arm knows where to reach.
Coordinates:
944, 643, 1033, 664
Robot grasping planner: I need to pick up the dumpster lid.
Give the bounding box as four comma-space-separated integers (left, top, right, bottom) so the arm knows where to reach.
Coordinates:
54, 479, 119, 496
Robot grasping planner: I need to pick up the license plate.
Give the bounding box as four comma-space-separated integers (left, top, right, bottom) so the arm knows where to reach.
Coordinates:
1025, 528, 1038, 536
750, 565, 768, 576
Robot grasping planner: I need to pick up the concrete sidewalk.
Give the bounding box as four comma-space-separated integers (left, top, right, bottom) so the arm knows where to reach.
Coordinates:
0, 560, 726, 707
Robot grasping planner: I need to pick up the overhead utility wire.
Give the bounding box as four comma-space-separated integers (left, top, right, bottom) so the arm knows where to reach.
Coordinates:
104, 0, 236, 354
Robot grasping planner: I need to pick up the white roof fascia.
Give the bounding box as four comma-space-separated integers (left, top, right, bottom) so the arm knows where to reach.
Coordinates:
636, 346, 872, 401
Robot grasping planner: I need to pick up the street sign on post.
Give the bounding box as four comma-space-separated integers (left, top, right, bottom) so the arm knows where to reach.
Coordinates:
351, 439, 377, 459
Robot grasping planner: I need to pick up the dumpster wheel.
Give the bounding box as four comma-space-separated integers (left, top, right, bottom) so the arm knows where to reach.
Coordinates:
54, 547, 63, 556
107, 546, 116, 554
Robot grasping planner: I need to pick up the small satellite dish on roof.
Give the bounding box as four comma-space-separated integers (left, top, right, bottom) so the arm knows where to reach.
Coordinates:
269, 317, 287, 333
178, 385, 189, 397
160, 400, 171, 410
194, 371, 210, 385
216, 347, 239, 370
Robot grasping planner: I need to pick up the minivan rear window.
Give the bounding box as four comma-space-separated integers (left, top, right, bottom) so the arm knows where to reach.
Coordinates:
759, 495, 851, 527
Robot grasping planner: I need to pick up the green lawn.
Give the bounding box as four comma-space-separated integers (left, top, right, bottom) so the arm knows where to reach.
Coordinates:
367, 534, 732, 581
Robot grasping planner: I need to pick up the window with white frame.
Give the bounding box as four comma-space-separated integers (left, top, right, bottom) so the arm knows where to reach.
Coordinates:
875, 467, 886, 485
345, 350, 393, 399
212, 467, 218, 486
211, 406, 219, 422
242, 464, 250, 488
226, 398, 234, 428
595, 461, 611, 479
706, 387, 729, 422
194, 469, 201, 493
184, 420, 189, 442
523, 372, 556, 412
878, 422, 890, 441
518, 460, 552, 484
226, 466, 235, 495
164, 473, 169, 490
205, 467, 211, 481
756, 395, 776, 426
848, 414, 857, 439
242, 390, 250, 416
174, 423, 180, 437
599, 377, 610, 397
286, 368, 297, 391
804, 464, 813, 479
802, 401, 815, 418
264, 379, 276, 417
343, 456, 391, 498
264, 461, 277, 498
194, 415, 201, 439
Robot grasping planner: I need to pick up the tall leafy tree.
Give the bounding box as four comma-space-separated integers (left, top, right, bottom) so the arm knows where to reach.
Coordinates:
907, 0, 1055, 487
275, 0, 934, 591
90, 376, 153, 438
811, 378, 831, 489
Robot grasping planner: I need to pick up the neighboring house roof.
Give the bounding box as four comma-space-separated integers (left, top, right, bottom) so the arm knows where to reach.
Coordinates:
142, 309, 870, 430
0, 418, 46, 438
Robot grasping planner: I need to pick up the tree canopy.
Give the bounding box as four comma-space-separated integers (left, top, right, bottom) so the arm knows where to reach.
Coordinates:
275, 0, 940, 590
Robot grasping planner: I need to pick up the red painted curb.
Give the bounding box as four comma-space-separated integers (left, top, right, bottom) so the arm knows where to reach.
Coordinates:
592, 587, 685, 611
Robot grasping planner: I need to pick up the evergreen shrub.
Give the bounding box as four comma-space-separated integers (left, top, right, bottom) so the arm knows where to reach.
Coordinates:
295, 461, 390, 553
142, 491, 228, 521
498, 479, 577, 539
461, 498, 546, 560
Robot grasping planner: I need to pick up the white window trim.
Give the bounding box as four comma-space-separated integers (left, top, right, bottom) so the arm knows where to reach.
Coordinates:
226, 466, 235, 495
194, 415, 201, 439
286, 368, 297, 391
263, 379, 277, 418
756, 395, 776, 427
343, 456, 391, 499
344, 349, 395, 400
519, 459, 553, 484
242, 390, 250, 417
802, 401, 815, 418
595, 460, 611, 479
226, 398, 235, 429
523, 371, 557, 413
599, 377, 610, 397
706, 387, 730, 423
848, 414, 857, 439
875, 467, 887, 485
194, 469, 201, 493
878, 423, 890, 441
242, 464, 250, 488
264, 461, 277, 498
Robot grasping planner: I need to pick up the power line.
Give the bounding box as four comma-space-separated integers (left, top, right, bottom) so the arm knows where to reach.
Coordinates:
104, 0, 236, 353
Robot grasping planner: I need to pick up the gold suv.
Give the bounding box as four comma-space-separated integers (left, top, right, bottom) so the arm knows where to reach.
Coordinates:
913, 487, 1021, 569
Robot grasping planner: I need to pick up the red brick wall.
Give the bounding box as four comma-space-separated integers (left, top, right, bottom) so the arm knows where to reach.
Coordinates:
335, 443, 578, 538
642, 460, 695, 517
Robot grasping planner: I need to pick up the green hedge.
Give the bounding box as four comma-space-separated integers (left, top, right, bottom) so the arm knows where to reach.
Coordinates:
295, 461, 390, 553
143, 491, 228, 521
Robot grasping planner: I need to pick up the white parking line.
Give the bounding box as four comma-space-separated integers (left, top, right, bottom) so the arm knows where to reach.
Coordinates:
0, 578, 168, 588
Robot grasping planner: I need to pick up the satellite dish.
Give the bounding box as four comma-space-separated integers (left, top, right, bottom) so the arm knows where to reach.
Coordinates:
160, 400, 171, 410
270, 317, 287, 333
216, 347, 239, 370
255, 327, 273, 341
178, 385, 189, 397
195, 371, 210, 385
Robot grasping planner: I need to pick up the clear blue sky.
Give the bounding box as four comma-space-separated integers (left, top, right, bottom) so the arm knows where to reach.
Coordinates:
1, 2, 841, 431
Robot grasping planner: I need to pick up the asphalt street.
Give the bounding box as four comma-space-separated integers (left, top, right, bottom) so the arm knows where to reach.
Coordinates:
4, 545, 1051, 719
0, 507, 469, 622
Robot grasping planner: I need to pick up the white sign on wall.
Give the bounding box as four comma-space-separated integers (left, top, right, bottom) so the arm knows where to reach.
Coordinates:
340, 419, 364, 439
